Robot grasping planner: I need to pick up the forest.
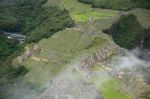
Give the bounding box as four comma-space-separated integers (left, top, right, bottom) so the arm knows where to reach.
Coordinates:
104, 14, 150, 50
0, 0, 73, 85
78, 0, 150, 10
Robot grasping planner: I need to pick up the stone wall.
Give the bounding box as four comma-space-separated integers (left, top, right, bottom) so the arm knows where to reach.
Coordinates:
79, 43, 124, 71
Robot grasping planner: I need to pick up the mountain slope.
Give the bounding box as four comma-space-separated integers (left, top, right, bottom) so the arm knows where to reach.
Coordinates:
0, 0, 150, 99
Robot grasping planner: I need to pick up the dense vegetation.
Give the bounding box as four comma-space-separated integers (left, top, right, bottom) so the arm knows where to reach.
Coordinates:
25, 8, 74, 43
132, 0, 150, 9
0, 0, 47, 33
0, 0, 74, 43
105, 14, 150, 50
0, 0, 74, 98
78, 0, 150, 10
0, 34, 21, 60
0, 33, 27, 84
143, 29, 150, 50
105, 14, 144, 49
0, 0, 73, 89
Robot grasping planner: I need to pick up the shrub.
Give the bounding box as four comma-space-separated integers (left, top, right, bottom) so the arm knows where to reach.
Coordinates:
78, 0, 150, 10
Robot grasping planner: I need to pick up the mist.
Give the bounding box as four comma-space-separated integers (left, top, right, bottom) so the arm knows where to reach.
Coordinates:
0, 81, 43, 99
1, 49, 150, 99
109, 48, 150, 84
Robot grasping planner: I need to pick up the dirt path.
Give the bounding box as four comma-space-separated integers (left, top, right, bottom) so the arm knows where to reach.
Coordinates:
30, 56, 48, 62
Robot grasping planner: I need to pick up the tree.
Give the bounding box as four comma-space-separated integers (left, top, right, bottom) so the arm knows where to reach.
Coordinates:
106, 14, 144, 49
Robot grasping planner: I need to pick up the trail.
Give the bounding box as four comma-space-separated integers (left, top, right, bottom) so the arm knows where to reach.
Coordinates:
30, 56, 48, 62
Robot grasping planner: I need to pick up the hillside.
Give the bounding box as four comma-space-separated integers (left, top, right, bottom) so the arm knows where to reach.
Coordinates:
0, 0, 150, 99
78, 0, 150, 10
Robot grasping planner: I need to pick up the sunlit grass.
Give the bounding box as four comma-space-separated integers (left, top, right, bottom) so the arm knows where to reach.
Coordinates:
72, 11, 114, 22
90, 63, 133, 99
61, 0, 118, 22
101, 79, 133, 99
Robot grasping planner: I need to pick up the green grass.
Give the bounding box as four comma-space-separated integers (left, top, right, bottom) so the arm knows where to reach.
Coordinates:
62, 0, 93, 13
90, 63, 133, 99
92, 74, 133, 99
23, 28, 109, 85
23, 59, 67, 84
101, 79, 132, 99
44, 0, 118, 22
61, 0, 118, 22
91, 63, 103, 71
43, 0, 62, 8
72, 12, 114, 22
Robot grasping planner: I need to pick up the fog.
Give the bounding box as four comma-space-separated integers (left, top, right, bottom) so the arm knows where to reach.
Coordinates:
1, 49, 150, 99
111, 49, 150, 69
110, 48, 150, 84
1, 81, 41, 99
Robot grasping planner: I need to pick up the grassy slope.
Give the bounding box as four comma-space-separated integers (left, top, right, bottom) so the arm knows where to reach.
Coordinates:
22, 0, 116, 85
23, 28, 108, 84
62, 0, 118, 22
91, 64, 133, 99
59, 0, 134, 98
101, 79, 132, 99
21, 0, 135, 98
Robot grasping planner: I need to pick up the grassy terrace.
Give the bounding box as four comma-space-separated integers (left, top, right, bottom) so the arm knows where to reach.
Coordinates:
0, 0, 149, 99
101, 79, 132, 99
61, 0, 118, 22
23, 28, 108, 85
21, 0, 134, 98
21, 0, 133, 98
90, 64, 133, 99
72, 12, 114, 22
